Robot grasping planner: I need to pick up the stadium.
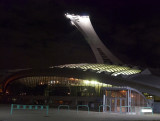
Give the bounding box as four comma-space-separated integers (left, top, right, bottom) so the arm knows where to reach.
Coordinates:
0, 13, 160, 113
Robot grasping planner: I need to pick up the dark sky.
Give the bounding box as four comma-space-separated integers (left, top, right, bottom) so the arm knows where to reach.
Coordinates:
0, 0, 160, 69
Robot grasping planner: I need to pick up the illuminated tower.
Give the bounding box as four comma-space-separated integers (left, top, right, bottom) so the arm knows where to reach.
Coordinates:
65, 13, 122, 64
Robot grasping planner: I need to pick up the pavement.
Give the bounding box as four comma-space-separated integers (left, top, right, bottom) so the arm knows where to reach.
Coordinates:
1, 104, 160, 121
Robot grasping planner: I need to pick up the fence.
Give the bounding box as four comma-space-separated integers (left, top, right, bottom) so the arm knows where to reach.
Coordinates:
58, 105, 70, 112
10, 104, 49, 116
99, 105, 111, 112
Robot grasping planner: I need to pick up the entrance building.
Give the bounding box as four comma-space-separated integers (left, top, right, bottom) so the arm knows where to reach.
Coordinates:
0, 64, 157, 113
103, 87, 149, 113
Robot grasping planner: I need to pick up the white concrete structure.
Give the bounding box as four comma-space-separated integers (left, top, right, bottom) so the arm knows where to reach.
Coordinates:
65, 13, 122, 64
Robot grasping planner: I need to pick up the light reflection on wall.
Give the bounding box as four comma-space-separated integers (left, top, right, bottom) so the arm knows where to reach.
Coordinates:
16, 76, 112, 88
9, 76, 113, 97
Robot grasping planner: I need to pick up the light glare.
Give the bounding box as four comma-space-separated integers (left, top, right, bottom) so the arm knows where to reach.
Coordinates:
141, 109, 152, 113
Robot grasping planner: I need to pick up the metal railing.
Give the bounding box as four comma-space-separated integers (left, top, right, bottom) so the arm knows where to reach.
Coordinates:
58, 105, 70, 112
99, 105, 111, 112
10, 104, 49, 116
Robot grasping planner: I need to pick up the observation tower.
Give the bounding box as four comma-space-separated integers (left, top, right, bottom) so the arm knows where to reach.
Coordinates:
65, 13, 122, 64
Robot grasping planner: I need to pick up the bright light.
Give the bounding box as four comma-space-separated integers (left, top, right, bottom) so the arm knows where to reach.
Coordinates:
65, 13, 89, 25
6, 91, 9, 94
69, 78, 74, 80
65, 13, 72, 19
79, 17, 89, 24
83, 79, 110, 86
91, 80, 98, 85
84, 80, 98, 85
90, 81, 95, 84
141, 109, 152, 113
57, 64, 141, 76
67, 92, 70, 95
84, 80, 90, 84
99, 83, 103, 86
71, 21, 75, 25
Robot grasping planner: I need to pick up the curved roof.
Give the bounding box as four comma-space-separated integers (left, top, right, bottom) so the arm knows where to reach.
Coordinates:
2, 63, 160, 96
54, 63, 141, 76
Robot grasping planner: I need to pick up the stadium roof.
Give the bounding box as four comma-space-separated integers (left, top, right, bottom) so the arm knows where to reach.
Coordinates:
54, 63, 141, 76
1, 63, 160, 97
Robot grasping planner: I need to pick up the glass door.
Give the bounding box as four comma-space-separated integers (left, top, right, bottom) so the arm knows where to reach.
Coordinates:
121, 98, 127, 113
116, 99, 120, 112
111, 98, 115, 112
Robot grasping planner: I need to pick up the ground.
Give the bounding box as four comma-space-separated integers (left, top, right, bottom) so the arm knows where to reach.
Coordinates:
0, 104, 160, 121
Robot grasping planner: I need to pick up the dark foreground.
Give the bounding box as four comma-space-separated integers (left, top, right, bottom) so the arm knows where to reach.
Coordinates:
0, 105, 160, 121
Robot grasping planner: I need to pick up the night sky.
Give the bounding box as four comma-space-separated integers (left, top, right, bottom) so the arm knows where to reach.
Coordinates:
0, 0, 160, 69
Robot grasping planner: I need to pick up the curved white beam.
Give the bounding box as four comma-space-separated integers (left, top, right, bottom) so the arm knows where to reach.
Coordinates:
65, 13, 122, 64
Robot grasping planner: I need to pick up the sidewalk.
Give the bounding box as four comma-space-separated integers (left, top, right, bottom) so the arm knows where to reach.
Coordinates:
0, 105, 160, 121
